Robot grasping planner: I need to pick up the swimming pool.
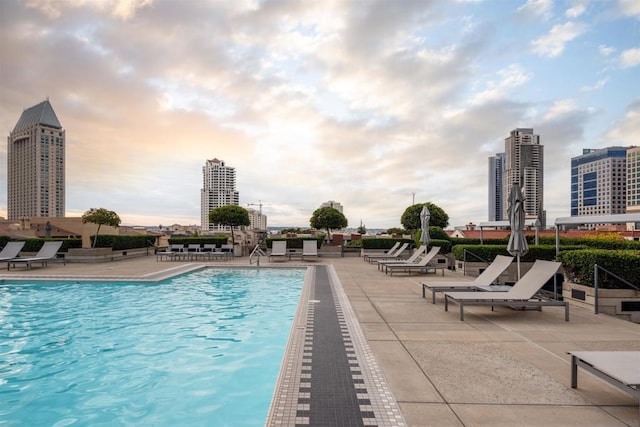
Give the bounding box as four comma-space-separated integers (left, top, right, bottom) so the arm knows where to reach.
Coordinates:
0, 268, 305, 426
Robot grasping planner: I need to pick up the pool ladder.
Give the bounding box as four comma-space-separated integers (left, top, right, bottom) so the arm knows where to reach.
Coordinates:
249, 244, 267, 265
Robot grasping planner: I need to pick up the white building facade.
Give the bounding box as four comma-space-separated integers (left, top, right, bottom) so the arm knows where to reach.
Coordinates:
320, 200, 344, 213
201, 158, 239, 231
7, 100, 65, 220
247, 208, 267, 230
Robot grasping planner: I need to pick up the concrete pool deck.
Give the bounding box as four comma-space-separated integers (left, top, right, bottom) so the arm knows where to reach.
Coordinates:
2, 255, 639, 426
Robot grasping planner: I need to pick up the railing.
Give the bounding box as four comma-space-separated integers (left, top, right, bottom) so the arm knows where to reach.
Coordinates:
593, 264, 639, 314
146, 239, 156, 256
462, 249, 491, 276
249, 244, 267, 265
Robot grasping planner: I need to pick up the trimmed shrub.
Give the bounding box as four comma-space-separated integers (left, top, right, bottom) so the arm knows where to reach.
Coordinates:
92, 235, 154, 250
558, 249, 640, 289
360, 238, 415, 250
266, 237, 324, 249
15, 238, 81, 252
452, 244, 588, 263
168, 237, 229, 247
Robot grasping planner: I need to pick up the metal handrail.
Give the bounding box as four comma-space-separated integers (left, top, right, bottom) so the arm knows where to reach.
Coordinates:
249, 244, 266, 265
462, 249, 491, 276
593, 264, 639, 314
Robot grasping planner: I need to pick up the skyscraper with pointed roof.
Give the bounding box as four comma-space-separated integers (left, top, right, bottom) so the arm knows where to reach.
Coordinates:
7, 99, 65, 220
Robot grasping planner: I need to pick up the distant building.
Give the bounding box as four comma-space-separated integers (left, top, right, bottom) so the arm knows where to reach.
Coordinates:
570, 147, 629, 217
503, 128, 545, 225
7, 99, 65, 220
247, 207, 267, 230
488, 153, 505, 221
627, 146, 640, 215
201, 158, 239, 231
320, 200, 343, 213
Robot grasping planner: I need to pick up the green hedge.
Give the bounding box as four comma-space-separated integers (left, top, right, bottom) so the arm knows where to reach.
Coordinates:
451, 236, 640, 250
92, 235, 155, 250
168, 237, 229, 246
12, 238, 82, 252
452, 244, 588, 263
558, 249, 640, 289
266, 237, 324, 249
360, 238, 451, 253
360, 238, 414, 250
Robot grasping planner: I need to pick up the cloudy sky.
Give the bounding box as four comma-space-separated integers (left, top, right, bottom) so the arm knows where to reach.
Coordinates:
1, 0, 638, 229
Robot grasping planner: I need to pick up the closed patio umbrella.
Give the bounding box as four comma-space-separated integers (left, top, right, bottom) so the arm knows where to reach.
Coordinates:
507, 184, 529, 279
420, 205, 430, 251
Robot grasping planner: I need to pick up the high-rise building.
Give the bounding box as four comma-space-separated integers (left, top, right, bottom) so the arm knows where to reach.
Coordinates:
247, 208, 267, 230
488, 153, 505, 221
503, 128, 544, 225
201, 158, 239, 231
570, 147, 629, 217
320, 200, 344, 213
627, 147, 640, 215
7, 99, 65, 220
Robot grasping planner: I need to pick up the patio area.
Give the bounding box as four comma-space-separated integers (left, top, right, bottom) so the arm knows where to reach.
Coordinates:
1, 254, 638, 426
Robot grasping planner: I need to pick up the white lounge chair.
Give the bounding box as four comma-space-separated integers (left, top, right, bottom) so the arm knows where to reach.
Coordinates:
8, 241, 63, 270
422, 255, 514, 303
569, 351, 640, 402
384, 246, 443, 276
302, 240, 318, 261
269, 241, 288, 261
377, 245, 426, 271
0, 241, 25, 263
367, 243, 410, 264
363, 241, 401, 262
444, 260, 568, 321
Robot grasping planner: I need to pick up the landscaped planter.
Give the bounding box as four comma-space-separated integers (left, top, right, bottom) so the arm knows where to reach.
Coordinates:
563, 281, 640, 321
66, 247, 151, 263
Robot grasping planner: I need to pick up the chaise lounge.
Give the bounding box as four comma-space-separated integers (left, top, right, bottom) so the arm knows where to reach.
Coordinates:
422, 254, 514, 303
0, 241, 26, 264
7, 241, 64, 270
269, 240, 288, 261
384, 246, 443, 276
302, 240, 319, 261
363, 241, 400, 262
367, 243, 409, 264
444, 259, 568, 321
376, 245, 426, 271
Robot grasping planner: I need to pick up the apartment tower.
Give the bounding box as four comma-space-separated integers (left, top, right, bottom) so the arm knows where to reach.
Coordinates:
488, 152, 505, 221
201, 158, 239, 231
7, 99, 65, 220
503, 128, 545, 225
570, 147, 628, 217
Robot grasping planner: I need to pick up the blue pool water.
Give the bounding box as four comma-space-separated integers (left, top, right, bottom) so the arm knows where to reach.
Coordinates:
0, 268, 305, 426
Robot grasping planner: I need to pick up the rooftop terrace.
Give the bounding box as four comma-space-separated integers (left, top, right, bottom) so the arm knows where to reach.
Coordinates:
1, 255, 638, 426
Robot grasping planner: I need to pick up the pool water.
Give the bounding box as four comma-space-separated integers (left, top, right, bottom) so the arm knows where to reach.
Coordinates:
0, 268, 305, 426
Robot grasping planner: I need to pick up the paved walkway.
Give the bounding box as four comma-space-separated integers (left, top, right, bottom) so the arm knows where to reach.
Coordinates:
2, 255, 639, 426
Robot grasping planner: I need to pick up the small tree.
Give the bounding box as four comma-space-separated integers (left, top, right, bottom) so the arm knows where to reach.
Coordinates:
401, 202, 449, 230
82, 208, 122, 248
310, 206, 348, 241
208, 205, 250, 246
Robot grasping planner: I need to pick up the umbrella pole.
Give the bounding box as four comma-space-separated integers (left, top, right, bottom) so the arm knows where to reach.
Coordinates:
517, 255, 521, 280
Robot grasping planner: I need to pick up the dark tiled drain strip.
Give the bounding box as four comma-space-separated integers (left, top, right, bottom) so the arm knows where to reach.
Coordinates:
266, 266, 406, 426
